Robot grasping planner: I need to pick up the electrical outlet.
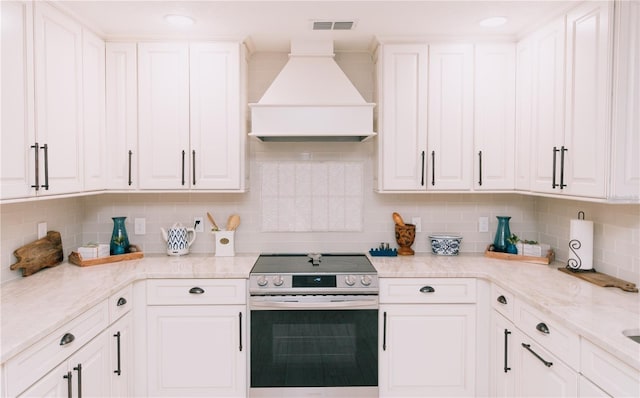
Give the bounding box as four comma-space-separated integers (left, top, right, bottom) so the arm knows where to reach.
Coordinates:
412, 217, 422, 233
37, 222, 47, 239
134, 218, 146, 235
479, 217, 489, 232
194, 217, 204, 232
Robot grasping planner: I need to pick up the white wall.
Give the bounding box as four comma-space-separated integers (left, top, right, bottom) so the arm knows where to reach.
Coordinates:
1, 52, 638, 287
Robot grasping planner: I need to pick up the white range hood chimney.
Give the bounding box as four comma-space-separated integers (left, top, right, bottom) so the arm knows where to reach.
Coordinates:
249, 40, 376, 142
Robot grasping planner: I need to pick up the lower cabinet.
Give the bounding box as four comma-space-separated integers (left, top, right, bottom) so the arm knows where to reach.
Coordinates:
19, 330, 111, 397
145, 279, 246, 397
378, 278, 477, 397
110, 312, 133, 396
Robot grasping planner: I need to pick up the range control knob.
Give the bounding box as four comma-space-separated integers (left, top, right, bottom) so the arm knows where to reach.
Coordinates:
272, 275, 284, 286
360, 275, 373, 286
256, 276, 268, 287
344, 275, 356, 286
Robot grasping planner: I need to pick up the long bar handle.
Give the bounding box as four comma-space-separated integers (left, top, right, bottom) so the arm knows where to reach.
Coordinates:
41, 144, 49, 190
63, 371, 72, 398
522, 343, 553, 367
552, 147, 559, 189
431, 150, 435, 186
192, 150, 196, 186
559, 146, 567, 189
73, 363, 82, 398
31, 142, 40, 190
478, 150, 483, 186
383, 311, 387, 351
181, 150, 186, 186
238, 312, 243, 351
113, 331, 122, 376
503, 329, 512, 373
127, 150, 133, 186
421, 151, 425, 186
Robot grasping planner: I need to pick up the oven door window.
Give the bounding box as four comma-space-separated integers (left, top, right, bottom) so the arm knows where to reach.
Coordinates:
250, 309, 378, 388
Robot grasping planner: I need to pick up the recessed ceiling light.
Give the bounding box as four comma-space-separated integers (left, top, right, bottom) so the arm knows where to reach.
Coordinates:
479, 16, 507, 28
164, 14, 195, 27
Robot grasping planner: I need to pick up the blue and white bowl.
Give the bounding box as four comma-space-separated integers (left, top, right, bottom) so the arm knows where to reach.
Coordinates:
429, 235, 462, 256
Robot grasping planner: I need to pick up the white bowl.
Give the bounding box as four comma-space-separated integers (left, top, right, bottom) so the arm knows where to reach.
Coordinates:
429, 235, 462, 256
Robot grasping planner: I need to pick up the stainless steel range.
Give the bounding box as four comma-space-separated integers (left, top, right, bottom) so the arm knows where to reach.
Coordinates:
248, 253, 379, 398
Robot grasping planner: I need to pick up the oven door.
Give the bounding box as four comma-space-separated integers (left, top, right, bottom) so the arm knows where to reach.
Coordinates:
249, 295, 378, 396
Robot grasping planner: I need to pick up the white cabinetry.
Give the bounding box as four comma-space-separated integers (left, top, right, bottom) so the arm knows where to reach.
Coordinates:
580, 338, 640, 397
82, 29, 106, 192
379, 278, 477, 397
376, 43, 428, 191
1, 0, 34, 200
610, 0, 640, 202
138, 42, 246, 191
108, 286, 134, 396
145, 279, 246, 397
427, 44, 474, 190
33, 1, 84, 196
514, 38, 534, 191
105, 42, 138, 190
474, 44, 516, 190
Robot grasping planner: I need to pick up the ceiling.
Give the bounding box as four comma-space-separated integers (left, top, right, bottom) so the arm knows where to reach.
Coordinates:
59, 0, 577, 52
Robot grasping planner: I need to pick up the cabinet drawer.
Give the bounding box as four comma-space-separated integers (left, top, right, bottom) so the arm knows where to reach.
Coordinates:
109, 284, 133, 323
5, 300, 109, 397
580, 338, 640, 397
491, 284, 514, 320
380, 278, 476, 303
514, 299, 579, 369
146, 279, 246, 305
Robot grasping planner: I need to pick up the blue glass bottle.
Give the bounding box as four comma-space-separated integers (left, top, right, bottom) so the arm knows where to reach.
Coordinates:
110, 217, 130, 255
493, 216, 511, 253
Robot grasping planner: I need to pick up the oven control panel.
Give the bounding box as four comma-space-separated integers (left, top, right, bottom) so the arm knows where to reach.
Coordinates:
249, 273, 379, 295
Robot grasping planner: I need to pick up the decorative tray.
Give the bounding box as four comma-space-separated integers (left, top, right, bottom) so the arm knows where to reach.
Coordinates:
69, 245, 143, 267
484, 245, 554, 265
369, 248, 398, 257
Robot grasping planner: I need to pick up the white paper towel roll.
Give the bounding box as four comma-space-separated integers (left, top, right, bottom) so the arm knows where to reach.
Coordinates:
568, 218, 594, 270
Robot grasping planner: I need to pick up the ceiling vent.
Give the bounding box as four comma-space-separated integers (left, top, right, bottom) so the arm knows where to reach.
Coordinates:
311, 20, 356, 31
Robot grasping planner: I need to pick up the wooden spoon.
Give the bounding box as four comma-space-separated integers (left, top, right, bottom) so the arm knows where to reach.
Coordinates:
392, 212, 405, 226
226, 214, 240, 231
207, 212, 219, 231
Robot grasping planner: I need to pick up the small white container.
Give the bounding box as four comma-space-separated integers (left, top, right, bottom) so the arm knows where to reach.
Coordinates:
214, 231, 235, 257
428, 235, 463, 256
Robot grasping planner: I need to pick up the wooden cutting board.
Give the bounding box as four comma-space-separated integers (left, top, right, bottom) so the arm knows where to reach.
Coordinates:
558, 267, 638, 292
10, 231, 64, 277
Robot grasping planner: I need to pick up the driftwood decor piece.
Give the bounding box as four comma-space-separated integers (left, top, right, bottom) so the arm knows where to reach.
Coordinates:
10, 231, 64, 277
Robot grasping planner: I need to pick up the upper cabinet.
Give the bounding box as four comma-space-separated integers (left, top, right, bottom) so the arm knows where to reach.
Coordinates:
137, 42, 247, 191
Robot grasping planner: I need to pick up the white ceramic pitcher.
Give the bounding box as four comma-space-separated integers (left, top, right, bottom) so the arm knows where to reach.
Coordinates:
161, 222, 196, 256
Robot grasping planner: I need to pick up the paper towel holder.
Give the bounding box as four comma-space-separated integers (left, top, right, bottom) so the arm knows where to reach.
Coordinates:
567, 210, 596, 273
577, 210, 585, 220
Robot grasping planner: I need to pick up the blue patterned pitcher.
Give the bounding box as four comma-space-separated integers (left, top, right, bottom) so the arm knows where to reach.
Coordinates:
161, 222, 196, 256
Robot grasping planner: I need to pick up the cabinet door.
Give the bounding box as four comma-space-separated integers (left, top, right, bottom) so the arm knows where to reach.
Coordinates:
147, 305, 246, 397
579, 375, 610, 398
427, 44, 474, 190
17, 362, 69, 397
70, 331, 111, 398
474, 44, 516, 190
190, 42, 244, 190
379, 304, 476, 397
610, 0, 640, 202
138, 42, 190, 189
514, 331, 578, 397
110, 312, 133, 397
529, 18, 566, 194
33, 1, 84, 195
490, 311, 516, 397
563, 1, 612, 198
377, 44, 428, 191
82, 29, 106, 192
514, 38, 534, 191
1, 0, 35, 199
106, 42, 138, 190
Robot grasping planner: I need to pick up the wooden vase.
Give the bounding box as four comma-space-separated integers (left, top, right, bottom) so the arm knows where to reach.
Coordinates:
395, 224, 416, 255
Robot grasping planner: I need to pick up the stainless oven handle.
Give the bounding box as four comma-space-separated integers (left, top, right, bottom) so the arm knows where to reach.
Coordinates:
249, 299, 378, 310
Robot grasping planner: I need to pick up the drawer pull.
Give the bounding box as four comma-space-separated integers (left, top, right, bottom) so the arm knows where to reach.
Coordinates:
189, 287, 205, 294
497, 295, 508, 305
60, 333, 75, 346
503, 329, 512, 373
522, 343, 553, 367
73, 363, 82, 398
419, 285, 435, 293
536, 322, 550, 334
63, 371, 72, 398
116, 297, 127, 306
114, 331, 122, 376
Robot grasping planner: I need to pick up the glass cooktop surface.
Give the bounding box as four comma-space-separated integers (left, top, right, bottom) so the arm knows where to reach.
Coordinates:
251, 253, 376, 274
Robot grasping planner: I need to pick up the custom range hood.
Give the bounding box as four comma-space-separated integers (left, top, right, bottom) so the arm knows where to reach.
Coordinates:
249, 41, 376, 142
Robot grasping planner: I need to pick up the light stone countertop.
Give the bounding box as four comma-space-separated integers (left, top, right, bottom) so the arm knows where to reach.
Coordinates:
2, 253, 639, 373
